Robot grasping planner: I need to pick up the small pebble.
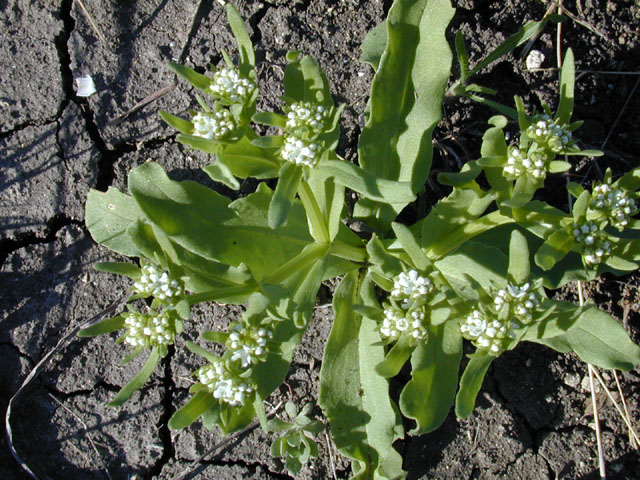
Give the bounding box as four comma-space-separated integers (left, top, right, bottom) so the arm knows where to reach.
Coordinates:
525, 50, 545, 70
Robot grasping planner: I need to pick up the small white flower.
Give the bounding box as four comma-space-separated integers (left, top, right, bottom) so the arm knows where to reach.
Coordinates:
379, 306, 427, 343
285, 101, 329, 133
390, 270, 433, 308
133, 263, 183, 301
123, 310, 177, 348
591, 182, 637, 231
197, 359, 253, 407
502, 146, 548, 181
281, 135, 321, 167
209, 67, 256, 104
460, 310, 509, 355
225, 322, 273, 368
192, 110, 236, 140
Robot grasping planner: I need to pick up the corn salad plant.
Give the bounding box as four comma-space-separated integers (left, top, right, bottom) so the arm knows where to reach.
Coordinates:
81, 1, 640, 477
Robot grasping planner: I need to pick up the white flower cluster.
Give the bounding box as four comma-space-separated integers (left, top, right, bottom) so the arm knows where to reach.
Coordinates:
227, 322, 273, 368
123, 311, 176, 348
571, 221, 611, 266
391, 270, 433, 309
494, 282, 540, 327
285, 102, 328, 133
209, 67, 256, 104
281, 135, 321, 167
380, 307, 427, 343
503, 147, 547, 181
191, 110, 235, 139
133, 263, 183, 301
197, 359, 253, 407
591, 182, 637, 230
460, 310, 511, 355
526, 114, 573, 152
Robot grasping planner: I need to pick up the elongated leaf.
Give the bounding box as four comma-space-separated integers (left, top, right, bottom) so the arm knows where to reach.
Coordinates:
217, 136, 281, 179
319, 271, 405, 479
508, 229, 530, 284
107, 348, 161, 407
159, 110, 193, 135
226, 4, 255, 70
169, 390, 216, 430
534, 229, 574, 271
306, 166, 345, 242
316, 160, 415, 205
556, 49, 575, 124
85, 188, 146, 257
375, 336, 414, 378
78, 315, 125, 338
355, 0, 455, 232
400, 322, 462, 434
176, 134, 220, 154
533, 306, 640, 371
391, 222, 430, 271
252, 111, 287, 128
269, 162, 303, 229
455, 354, 493, 418
168, 61, 211, 90
203, 161, 241, 190
128, 163, 312, 281
93, 262, 140, 278
359, 20, 388, 71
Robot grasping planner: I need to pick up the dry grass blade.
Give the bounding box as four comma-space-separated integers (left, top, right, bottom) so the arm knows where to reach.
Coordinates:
174, 401, 283, 480
560, 8, 609, 43
600, 76, 640, 150
107, 84, 176, 127
47, 394, 113, 480
4, 296, 127, 480
325, 430, 338, 480
520, 1, 558, 60
75, 0, 109, 47
613, 371, 638, 449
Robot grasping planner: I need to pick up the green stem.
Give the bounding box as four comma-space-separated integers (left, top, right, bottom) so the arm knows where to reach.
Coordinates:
298, 180, 330, 243
263, 242, 330, 285
187, 284, 258, 305
330, 240, 368, 263
427, 210, 514, 259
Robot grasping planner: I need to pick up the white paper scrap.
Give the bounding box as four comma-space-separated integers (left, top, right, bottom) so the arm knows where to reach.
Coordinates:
75, 75, 97, 97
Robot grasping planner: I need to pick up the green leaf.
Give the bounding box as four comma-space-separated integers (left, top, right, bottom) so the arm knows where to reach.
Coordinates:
169, 390, 216, 430
176, 134, 220, 154
391, 222, 430, 271
85, 188, 146, 257
217, 136, 281, 179
508, 229, 530, 284
318, 271, 405, 479
359, 20, 387, 71
159, 110, 193, 135
252, 111, 287, 128
316, 159, 416, 205
107, 348, 161, 407
455, 354, 494, 419
375, 336, 415, 378
128, 163, 313, 281
534, 229, 574, 271
556, 48, 575, 125
355, 0, 455, 232
269, 162, 303, 229
203, 161, 241, 190
78, 315, 125, 338
454, 31, 470, 83
469, 16, 561, 76
284, 54, 333, 105
533, 306, 640, 371
226, 4, 255, 70
306, 167, 345, 242
93, 262, 140, 278
400, 322, 463, 434
548, 161, 571, 173
267, 418, 292, 433
168, 61, 211, 90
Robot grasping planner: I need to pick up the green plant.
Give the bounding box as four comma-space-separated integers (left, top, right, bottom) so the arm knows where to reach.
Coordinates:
80, 1, 640, 478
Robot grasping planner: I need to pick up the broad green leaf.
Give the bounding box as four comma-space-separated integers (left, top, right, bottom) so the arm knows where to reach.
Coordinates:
284, 54, 332, 106
455, 354, 493, 418
534, 229, 574, 271
548, 161, 571, 173
306, 166, 345, 242
107, 348, 161, 407
168, 61, 211, 90
203, 161, 241, 190
269, 162, 303, 229
78, 315, 125, 338
85, 187, 146, 257
400, 322, 462, 434
556, 49, 575, 124
169, 390, 216, 430
316, 160, 416, 205
367, 236, 403, 276
217, 136, 281, 179
251, 136, 284, 149
507, 229, 530, 284
128, 163, 313, 281
391, 222, 430, 271
533, 306, 640, 371
359, 20, 388, 71
226, 4, 255, 71
93, 262, 140, 278
252, 111, 287, 128
319, 271, 405, 479
479, 116, 510, 199
159, 110, 193, 135
375, 336, 414, 378
355, 0, 455, 232
176, 134, 220, 154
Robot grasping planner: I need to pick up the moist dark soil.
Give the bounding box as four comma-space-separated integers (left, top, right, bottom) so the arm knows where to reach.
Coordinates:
1, 0, 640, 479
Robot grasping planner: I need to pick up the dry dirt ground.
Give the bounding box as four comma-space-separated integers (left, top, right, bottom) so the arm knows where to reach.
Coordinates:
2, 0, 640, 479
